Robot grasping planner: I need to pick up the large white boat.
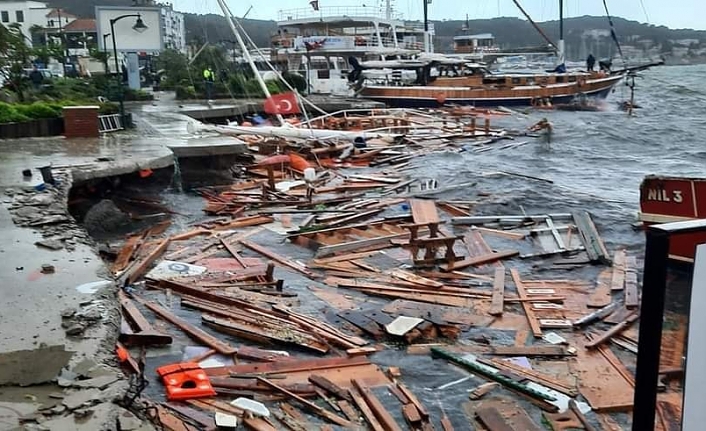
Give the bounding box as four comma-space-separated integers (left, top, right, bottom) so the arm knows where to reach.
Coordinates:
270, 3, 432, 95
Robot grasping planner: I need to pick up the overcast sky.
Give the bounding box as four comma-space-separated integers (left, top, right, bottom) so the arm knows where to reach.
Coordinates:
172, 0, 705, 30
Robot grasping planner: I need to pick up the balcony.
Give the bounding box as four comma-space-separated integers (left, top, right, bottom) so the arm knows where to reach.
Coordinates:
278, 6, 403, 22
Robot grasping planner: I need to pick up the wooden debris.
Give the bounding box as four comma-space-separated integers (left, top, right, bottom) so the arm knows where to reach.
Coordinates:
396, 383, 429, 420
112, 235, 141, 274
588, 268, 612, 308
440, 414, 454, 431
488, 359, 577, 396
440, 249, 518, 272
488, 345, 574, 357
569, 399, 598, 431
240, 239, 317, 279
125, 238, 170, 284
489, 267, 506, 316
624, 255, 639, 308
349, 387, 385, 431
468, 382, 500, 400
611, 249, 627, 291
476, 407, 514, 431
257, 377, 352, 427
309, 375, 352, 402
510, 269, 543, 338
352, 379, 403, 431
585, 312, 639, 349
573, 211, 611, 264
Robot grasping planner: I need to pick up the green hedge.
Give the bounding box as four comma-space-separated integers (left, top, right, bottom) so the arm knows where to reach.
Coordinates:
0, 103, 30, 123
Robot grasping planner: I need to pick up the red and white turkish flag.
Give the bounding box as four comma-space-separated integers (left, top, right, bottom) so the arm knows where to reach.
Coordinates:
263, 92, 301, 115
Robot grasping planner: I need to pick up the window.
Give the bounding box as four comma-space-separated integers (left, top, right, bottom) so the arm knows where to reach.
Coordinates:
15, 10, 23, 22
1, 11, 8, 23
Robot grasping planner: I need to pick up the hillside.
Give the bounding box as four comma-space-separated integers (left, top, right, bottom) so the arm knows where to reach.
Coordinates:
43, 0, 706, 60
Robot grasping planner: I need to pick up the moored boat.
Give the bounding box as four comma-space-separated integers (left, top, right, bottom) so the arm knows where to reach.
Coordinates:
639, 175, 706, 262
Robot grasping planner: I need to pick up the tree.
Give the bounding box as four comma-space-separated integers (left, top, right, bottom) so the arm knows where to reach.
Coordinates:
0, 24, 32, 101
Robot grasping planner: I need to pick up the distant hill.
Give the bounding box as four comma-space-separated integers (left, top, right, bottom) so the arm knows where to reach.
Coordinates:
42, 0, 706, 60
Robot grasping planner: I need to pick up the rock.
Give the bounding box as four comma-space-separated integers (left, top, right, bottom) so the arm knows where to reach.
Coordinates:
65, 324, 85, 336
73, 407, 94, 419
77, 308, 102, 322
48, 392, 65, 399
70, 359, 99, 378
117, 407, 143, 430
60, 308, 77, 318
42, 402, 113, 430
0, 345, 73, 386
41, 264, 55, 274
35, 239, 64, 250
82, 199, 130, 236
49, 404, 66, 415
72, 374, 120, 390
62, 388, 102, 411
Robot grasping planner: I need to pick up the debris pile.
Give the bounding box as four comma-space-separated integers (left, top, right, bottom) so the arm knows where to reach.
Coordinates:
101, 115, 675, 430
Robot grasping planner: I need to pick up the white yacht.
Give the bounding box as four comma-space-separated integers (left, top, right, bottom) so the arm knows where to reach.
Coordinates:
270, 3, 432, 95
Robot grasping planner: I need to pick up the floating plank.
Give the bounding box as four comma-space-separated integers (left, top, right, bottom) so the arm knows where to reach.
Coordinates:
440, 415, 454, 431
337, 310, 384, 338
611, 250, 627, 291
588, 268, 613, 308
624, 256, 639, 309
257, 378, 352, 427
349, 387, 385, 431
112, 235, 141, 274
573, 211, 611, 264
352, 379, 403, 431
467, 400, 542, 431
468, 382, 500, 400
133, 295, 236, 355
472, 226, 526, 240
338, 400, 359, 422
402, 403, 422, 425
315, 233, 410, 258
488, 345, 574, 357
489, 359, 577, 396
389, 269, 443, 288
489, 268, 506, 316
475, 407, 515, 431
125, 238, 170, 284
440, 249, 518, 272
510, 269, 543, 338
396, 383, 429, 420
240, 239, 317, 279
382, 299, 493, 327
585, 312, 639, 349
309, 375, 352, 402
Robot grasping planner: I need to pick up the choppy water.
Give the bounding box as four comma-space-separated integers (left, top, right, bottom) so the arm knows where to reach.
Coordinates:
147, 65, 706, 429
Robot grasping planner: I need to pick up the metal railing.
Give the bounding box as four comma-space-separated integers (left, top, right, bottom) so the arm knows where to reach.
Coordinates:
99, 114, 123, 133
278, 6, 403, 21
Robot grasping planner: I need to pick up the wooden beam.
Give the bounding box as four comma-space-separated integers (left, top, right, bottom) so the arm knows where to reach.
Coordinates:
396, 383, 429, 420
256, 377, 352, 427
351, 379, 403, 431
510, 269, 543, 338
240, 239, 317, 279
475, 407, 514, 431
126, 238, 170, 284
489, 267, 505, 316
611, 249, 626, 291
624, 255, 639, 308
585, 312, 639, 349
440, 249, 518, 272
348, 387, 385, 431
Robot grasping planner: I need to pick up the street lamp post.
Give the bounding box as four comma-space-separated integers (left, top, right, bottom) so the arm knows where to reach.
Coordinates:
109, 13, 148, 126
102, 33, 111, 74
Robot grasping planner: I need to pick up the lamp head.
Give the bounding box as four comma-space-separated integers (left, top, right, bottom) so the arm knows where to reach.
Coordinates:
133, 15, 148, 33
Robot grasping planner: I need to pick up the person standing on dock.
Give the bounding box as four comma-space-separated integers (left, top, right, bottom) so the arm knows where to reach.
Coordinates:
586, 54, 596, 72
203, 67, 215, 102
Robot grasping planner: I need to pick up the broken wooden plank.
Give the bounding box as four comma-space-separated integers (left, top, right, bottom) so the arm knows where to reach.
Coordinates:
133, 295, 236, 355
309, 375, 352, 402
349, 387, 385, 431
389, 269, 443, 288
488, 359, 577, 396
112, 235, 141, 274
510, 269, 543, 338
588, 268, 613, 308
488, 345, 574, 357
256, 377, 352, 427
338, 400, 360, 423
440, 414, 454, 431
402, 403, 422, 425
489, 267, 506, 316
624, 255, 639, 309
472, 226, 526, 240
240, 239, 317, 279
475, 407, 514, 431
569, 400, 598, 431
611, 250, 627, 291
468, 382, 499, 400
125, 238, 170, 284
440, 249, 518, 272
352, 379, 403, 431
396, 383, 429, 420
585, 312, 639, 349
573, 211, 611, 264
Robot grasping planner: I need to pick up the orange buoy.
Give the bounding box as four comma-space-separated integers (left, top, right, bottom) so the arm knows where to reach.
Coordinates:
156, 362, 216, 401
289, 153, 311, 171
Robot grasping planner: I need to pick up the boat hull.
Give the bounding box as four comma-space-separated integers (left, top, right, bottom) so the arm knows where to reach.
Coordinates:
639, 175, 706, 262
360, 75, 622, 108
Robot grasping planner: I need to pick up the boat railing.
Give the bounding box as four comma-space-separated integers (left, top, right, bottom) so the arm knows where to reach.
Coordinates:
299, 107, 442, 128
278, 6, 403, 21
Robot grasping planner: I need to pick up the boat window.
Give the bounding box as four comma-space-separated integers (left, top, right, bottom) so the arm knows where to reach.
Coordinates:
568, 76, 577, 82
512, 77, 521, 85
556, 76, 565, 83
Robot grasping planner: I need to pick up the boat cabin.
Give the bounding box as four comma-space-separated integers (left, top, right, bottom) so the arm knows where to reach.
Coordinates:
453, 33, 498, 54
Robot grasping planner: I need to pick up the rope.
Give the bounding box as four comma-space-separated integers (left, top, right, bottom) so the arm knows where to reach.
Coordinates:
602, 0, 627, 67
511, 0, 557, 50
638, 0, 650, 23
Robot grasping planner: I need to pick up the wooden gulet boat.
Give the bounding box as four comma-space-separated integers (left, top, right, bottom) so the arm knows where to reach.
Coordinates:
358, 70, 623, 108
639, 175, 706, 262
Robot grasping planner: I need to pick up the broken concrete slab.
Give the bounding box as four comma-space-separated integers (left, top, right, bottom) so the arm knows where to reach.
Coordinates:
61, 388, 102, 411
0, 401, 40, 430
0, 345, 73, 386
40, 401, 114, 431
71, 375, 121, 390
116, 407, 143, 430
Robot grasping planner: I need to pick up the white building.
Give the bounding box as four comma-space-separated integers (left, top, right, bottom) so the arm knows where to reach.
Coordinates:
160, 3, 185, 53
0, 0, 52, 46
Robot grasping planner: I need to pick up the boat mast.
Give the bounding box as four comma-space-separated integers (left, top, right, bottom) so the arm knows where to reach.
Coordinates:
423, 0, 430, 52
558, 0, 565, 68
215, 0, 284, 124
385, 0, 392, 20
